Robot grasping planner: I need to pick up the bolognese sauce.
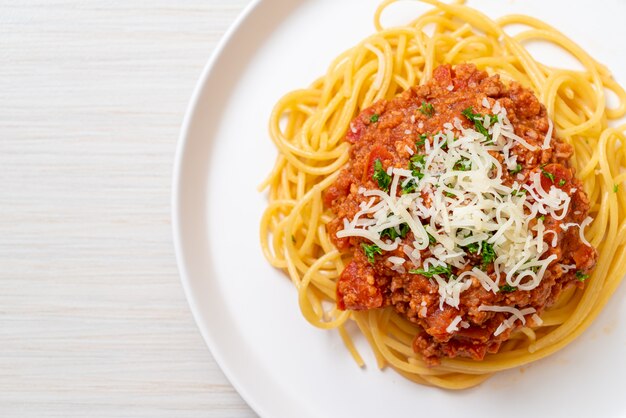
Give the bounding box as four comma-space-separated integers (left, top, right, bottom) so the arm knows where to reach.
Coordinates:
324, 64, 597, 364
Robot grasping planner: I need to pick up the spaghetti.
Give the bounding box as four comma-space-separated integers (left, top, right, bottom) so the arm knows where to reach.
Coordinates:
259, 0, 626, 389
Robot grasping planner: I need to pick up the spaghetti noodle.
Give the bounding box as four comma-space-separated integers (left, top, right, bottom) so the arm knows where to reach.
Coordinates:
259, 0, 626, 389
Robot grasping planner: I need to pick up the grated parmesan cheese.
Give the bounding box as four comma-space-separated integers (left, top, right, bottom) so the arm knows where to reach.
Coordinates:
479, 305, 537, 336
337, 101, 581, 314
579, 217, 593, 247
542, 118, 554, 149
446, 315, 463, 333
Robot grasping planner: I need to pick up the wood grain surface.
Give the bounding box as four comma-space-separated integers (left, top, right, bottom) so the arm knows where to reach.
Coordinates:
0, 1, 256, 416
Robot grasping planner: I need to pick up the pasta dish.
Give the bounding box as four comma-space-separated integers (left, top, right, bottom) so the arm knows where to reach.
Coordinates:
260, 0, 626, 389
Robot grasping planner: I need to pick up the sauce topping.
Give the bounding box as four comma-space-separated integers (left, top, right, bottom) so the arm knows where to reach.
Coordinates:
325, 64, 597, 364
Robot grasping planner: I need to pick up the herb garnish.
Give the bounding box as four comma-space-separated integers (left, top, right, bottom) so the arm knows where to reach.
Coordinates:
499, 284, 517, 293
465, 242, 479, 254
380, 223, 410, 240
575, 270, 589, 282
540, 165, 555, 183
463, 240, 495, 268
419, 102, 435, 117
509, 164, 523, 174
410, 154, 426, 167
361, 243, 382, 264
409, 154, 426, 179
370, 113, 379, 123
401, 179, 417, 194
461, 107, 495, 141
480, 241, 496, 266
409, 264, 453, 278
454, 157, 472, 171
372, 159, 391, 192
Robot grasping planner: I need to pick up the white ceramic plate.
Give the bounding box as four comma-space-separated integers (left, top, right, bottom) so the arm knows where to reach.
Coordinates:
173, 1, 626, 417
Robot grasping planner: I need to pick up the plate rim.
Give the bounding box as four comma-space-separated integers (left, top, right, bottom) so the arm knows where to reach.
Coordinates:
171, 0, 266, 416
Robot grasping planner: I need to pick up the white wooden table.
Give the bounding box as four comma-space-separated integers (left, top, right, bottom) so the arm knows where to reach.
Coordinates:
0, 1, 256, 416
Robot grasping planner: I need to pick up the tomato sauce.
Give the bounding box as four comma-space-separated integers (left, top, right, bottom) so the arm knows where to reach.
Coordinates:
325, 64, 597, 364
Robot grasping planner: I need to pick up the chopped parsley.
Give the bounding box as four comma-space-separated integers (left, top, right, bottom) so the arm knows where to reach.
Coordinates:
463, 240, 495, 267
461, 107, 494, 141
372, 159, 391, 192
454, 157, 472, 171
401, 179, 417, 194
509, 164, 523, 174
419, 102, 435, 117
410, 154, 426, 167
575, 270, 589, 282
409, 154, 426, 179
614, 184, 619, 193
370, 113, 379, 123
380, 223, 410, 240
499, 284, 517, 293
541, 165, 555, 183
427, 232, 436, 244
558, 179, 566, 186
465, 242, 479, 254
409, 264, 453, 278
415, 133, 427, 147
480, 241, 496, 266
404, 153, 426, 188
511, 189, 526, 197
538, 215, 545, 222
361, 243, 382, 264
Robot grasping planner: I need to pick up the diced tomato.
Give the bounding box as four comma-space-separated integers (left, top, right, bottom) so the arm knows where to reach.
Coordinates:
440, 337, 491, 361
323, 172, 352, 207
346, 117, 366, 143
423, 308, 459, 340
572, 244, 596, 271
454, 326, 492, 343
336, 259, 383, 310
433, 64, 453, 86
539, 163, 572, 191
363, 145, 393, 182
326, 218, 351, 251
